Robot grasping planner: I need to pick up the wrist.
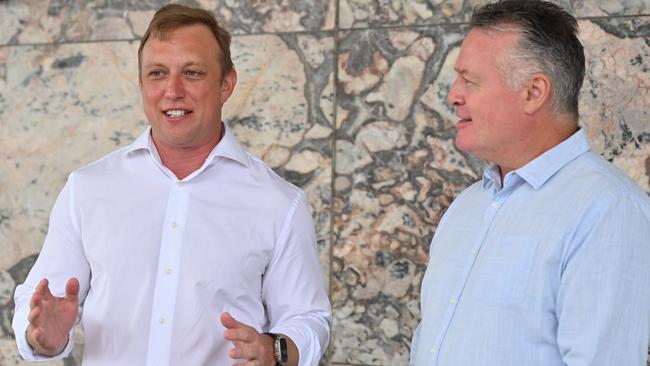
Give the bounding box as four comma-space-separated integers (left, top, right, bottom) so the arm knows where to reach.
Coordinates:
264, 332, 288, 366
26, 326, 69, 357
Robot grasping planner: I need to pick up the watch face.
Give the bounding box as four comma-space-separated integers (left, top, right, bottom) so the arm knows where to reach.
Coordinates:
267, 333, 288, 365
278, 337, 288, 363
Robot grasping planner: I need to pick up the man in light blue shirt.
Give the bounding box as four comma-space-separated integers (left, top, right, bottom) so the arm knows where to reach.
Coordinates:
410, 1, 650, 365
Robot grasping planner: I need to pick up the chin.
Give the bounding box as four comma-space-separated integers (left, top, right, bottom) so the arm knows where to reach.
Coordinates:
454, 135, 472, 153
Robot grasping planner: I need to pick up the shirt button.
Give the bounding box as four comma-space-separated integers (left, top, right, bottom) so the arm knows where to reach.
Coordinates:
165, 268, 172, 275
171, 221, 178, 229
431, 346, 438, 353
470, 250, 478, 257
159, 317, 166, 325
450, 298, 457, 305
491, 201, 500, 208
177, 181, 184, 187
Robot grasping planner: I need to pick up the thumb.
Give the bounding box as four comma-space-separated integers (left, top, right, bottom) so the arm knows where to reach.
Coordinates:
220, 312, 241, 329
65, 278, 80, 302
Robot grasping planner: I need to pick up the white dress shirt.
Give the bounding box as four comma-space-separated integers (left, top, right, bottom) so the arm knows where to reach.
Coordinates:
13, 125, 331, 366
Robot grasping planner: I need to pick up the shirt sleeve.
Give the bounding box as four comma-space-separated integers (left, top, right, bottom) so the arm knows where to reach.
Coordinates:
556, 192, 650, 366
12, 173, 91, 361
261, 191, 331, 366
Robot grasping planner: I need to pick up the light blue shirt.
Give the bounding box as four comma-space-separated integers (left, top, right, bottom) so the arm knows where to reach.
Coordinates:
410, 129, 650, 366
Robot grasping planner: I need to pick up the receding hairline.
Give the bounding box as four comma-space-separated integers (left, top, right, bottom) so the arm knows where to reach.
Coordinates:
137, 5, 233, 78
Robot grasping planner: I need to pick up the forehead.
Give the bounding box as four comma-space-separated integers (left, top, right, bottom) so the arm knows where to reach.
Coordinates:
455, 28, 520, 73
141, 24, 222, 63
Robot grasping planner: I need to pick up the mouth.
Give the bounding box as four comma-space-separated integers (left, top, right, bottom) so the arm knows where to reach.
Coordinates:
162, 108, 192, 120
456, 116, 472, 126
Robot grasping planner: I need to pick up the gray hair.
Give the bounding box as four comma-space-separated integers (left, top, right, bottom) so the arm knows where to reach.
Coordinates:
471, 0, 585, 119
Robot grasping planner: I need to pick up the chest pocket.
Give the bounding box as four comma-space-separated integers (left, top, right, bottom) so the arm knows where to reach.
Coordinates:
470, 236, 539, 305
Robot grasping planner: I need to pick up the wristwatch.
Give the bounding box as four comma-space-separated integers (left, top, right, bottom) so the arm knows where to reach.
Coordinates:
264, 332, 288, 366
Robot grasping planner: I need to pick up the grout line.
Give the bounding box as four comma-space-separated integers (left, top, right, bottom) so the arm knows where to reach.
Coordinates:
1, 13, 647, 49
328, 0, 340, 332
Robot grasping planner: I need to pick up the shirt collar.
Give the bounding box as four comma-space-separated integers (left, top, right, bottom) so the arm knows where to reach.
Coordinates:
123, 123, 250, 168
482, 128, 591, 190
124, 126, 152, 155
206, 123, 249, 167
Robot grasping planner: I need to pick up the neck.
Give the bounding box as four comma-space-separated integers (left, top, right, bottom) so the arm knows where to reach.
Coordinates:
498, 115, 578, 182
153, 133, 221, 180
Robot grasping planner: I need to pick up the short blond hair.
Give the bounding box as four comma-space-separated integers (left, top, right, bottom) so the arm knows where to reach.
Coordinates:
138, 4, 233, 78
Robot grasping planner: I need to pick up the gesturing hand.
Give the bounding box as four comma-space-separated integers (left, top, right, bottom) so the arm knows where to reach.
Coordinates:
221, 312, 274, 366
27, 278, 79, 356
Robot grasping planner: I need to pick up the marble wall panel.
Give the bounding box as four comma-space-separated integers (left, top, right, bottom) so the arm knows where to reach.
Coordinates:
224, 32, 335, 286
0, 40, 143, 366
578, 16, 650, 191
331, 25, 482, 365
0, 0, 336, 46
0, 41, 145, 271
337, 0, 649, 29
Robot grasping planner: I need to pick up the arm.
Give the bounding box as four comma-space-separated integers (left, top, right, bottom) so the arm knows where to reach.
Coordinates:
221, 312, 300, 366
263, 192, 331, 365
556, 193, 650, 366
12, 174, 91, 360
221, 192, 331, 365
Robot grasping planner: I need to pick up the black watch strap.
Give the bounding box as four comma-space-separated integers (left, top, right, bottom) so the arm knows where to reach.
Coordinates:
264, 332, 288, 366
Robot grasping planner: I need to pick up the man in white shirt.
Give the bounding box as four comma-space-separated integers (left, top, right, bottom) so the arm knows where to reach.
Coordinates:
12, 4, 331, 366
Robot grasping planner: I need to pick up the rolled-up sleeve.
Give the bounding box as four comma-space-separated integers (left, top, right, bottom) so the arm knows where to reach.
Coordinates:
261, 191, 331, 366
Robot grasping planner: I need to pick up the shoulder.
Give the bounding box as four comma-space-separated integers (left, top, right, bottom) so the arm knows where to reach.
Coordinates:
563, 151, 649, 203
243, 152, 306, 207
555, 152, 650, 236
68, 145, 133, 183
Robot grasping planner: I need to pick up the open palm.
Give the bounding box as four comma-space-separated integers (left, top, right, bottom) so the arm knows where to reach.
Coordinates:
27, 278, 79, 356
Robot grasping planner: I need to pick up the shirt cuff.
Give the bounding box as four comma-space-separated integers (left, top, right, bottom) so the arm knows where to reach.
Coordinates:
270, 313, 330, 366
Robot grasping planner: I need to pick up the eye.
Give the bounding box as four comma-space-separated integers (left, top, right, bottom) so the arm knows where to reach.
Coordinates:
184, 70, 204, 78
462, 76, 477, 86
147, 70, 165, 79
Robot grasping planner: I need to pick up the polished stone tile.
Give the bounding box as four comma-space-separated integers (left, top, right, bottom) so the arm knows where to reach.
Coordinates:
0, 0, 336, 46
0, 40, 145, 271
337, 0, 648, 29
332, 25, 481, 364
224, 32, 335, 284
578, 16, 650, 191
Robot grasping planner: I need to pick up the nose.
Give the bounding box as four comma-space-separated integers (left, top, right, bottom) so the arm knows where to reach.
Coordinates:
164, 73, 185, 100
447, 77, 464, 108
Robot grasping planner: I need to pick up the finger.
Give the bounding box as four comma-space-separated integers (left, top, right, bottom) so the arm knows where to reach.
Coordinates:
34, 279, 50, 296
28, 306, 42, 324
31, 327, 44, 345
232, 361, 259, 366
230, 342, 266, 360
232, 361, 253, 366
229, 345, 255, 360
29, 291, 43, 309
65, 278, 79, 302
224, 327, 256, 342
220, 312, 243, 329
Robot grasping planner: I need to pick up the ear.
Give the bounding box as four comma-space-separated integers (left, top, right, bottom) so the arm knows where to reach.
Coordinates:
219, 68, 237, 103
522, 73, 551, 114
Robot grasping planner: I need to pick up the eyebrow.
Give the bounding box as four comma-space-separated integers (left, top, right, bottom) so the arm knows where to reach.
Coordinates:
454, 66, 468, 75
143, 61, 208, 69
